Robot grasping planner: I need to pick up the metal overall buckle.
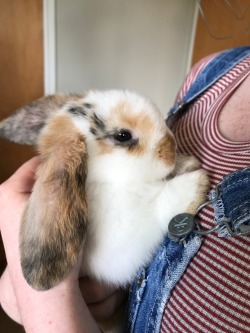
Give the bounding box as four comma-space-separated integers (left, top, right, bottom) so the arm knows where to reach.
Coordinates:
168, 181, 250, 244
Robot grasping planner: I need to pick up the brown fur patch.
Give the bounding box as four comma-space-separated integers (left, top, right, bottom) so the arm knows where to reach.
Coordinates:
156, 131, 176, 166
20, 114, 88, 290
110, 101, 154, 155
39, 114, 86, 157
96, 139, 113, 155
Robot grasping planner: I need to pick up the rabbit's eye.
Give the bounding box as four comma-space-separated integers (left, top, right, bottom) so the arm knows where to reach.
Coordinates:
113, 130, 132, 142
111, 129, 138, 147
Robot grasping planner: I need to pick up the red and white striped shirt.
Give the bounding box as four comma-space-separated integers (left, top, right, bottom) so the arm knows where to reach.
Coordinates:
161, 55, 250, 333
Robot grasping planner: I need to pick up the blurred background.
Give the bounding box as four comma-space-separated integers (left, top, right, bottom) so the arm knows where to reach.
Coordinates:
0, 0, 250, 331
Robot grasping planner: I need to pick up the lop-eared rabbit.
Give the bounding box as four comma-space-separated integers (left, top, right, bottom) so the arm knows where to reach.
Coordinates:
0, 90, 208, 332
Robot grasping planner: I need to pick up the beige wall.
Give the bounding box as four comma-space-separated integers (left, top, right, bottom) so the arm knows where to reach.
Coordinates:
54, 0, 197, 115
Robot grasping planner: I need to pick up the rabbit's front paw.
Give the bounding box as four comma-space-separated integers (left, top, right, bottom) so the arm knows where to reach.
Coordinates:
175, 154, 201, 175
186, 169, 210, 215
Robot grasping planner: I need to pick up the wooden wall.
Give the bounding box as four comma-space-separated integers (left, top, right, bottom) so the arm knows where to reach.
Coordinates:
0, 0, 44, 278
0, 3, 43, 332
192, 0, 250, 64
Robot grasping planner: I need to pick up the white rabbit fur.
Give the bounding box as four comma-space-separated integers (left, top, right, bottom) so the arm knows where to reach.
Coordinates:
0, 89, 208, 292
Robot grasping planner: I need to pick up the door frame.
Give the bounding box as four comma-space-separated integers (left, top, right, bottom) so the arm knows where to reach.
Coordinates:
43, 0, 56, 95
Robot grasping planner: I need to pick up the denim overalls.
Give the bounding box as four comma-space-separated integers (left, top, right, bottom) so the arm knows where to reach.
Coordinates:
123, 46, 250, 333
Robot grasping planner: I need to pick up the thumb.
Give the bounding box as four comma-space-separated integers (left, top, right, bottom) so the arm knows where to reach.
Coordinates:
3, 157, 40, 194
0, 157, 40, 247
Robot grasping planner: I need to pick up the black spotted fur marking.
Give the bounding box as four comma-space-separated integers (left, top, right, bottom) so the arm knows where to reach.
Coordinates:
83, 103, 93, 109
68, 106, 87, 117
92, 113, 106, 131
67, 103, 107, 139
90, 127, 98, 135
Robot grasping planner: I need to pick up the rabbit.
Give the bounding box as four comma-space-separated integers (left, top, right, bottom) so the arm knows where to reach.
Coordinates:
0, 90, 209, 332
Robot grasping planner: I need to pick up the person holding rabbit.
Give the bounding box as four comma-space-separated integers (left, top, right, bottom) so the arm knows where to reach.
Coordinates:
0, 46, 250, 333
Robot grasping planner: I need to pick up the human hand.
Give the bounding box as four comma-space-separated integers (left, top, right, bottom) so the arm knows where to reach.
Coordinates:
0, 157, 40, 323
0, 158, 127, 332
0, 158, 98, 333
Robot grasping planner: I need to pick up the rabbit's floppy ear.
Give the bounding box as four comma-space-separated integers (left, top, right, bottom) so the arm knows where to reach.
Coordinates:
0, 93, 83, 145
20, 113, 88, 290
1, 93, 88, 290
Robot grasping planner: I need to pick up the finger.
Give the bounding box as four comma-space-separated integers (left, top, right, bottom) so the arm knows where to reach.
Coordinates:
0, 267, 22, 324
7, 156, 40, 192
79, 277, 118, 304
79, 277, 128, 321
87, 288, 127, 322
0, 158, 40, 255
3, 157, 40, 194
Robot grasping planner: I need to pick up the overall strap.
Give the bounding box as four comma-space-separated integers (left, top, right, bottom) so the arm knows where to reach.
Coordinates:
168, 46, 250, 121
